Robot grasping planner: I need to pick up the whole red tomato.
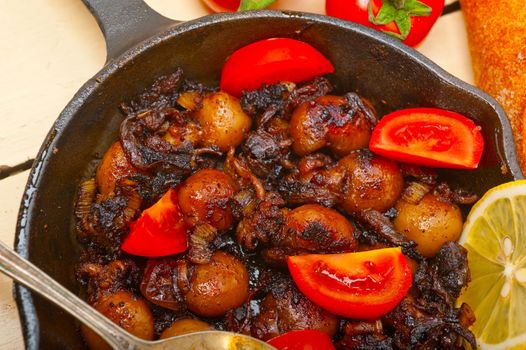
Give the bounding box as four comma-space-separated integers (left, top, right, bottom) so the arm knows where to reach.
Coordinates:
202, 0, 276, 12
202, 0, 238, 12
325, 0, 445, 47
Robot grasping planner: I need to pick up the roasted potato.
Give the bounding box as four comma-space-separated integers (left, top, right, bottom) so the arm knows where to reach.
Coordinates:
394, 193, 463, 257
195, 91, 252, 151
184, 251, 249, 317
251, 282, 339, 341
160, 318, 212, 339
281, 204, 357, 253
178, 169, 237, 230
339, 150, 403, 214
81, 291, 154, 350
290, 95, 372, 156
96, 142, 140, 199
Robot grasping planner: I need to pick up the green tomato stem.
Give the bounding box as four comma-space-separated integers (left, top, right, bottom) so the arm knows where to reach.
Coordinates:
238, 0, 277, 11
392, 0, 406, 10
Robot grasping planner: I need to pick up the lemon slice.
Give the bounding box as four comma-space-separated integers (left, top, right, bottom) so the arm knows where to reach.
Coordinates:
458, 180, 526, 350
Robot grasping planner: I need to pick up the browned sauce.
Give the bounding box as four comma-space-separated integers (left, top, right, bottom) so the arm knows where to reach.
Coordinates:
75, 68, 477, 349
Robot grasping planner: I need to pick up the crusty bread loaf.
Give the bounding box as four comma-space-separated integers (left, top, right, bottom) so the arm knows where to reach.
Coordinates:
461, 0, 526, 170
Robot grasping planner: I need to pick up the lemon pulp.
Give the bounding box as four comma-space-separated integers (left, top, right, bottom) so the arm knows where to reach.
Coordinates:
458, 180, 526, 350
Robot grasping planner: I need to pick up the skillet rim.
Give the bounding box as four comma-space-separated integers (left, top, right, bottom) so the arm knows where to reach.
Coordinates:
13, 9, 524, 349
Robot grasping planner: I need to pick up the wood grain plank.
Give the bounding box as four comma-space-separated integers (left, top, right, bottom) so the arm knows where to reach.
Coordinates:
0, 170, 29, 350
0, 276, 24, 350
418, 11, 473, 84
0, 171, 28, 251
0, 0, 105, 168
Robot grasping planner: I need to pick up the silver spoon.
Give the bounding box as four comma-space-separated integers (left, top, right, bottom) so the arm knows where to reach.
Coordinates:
0, 240, 275, 350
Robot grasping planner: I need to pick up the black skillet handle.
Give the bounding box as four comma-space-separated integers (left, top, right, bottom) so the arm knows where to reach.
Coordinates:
82, 0, 179, 62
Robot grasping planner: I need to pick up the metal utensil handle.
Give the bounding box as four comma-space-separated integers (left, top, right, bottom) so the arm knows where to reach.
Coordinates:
82, 0, 178, 62
0, 240, 141, 350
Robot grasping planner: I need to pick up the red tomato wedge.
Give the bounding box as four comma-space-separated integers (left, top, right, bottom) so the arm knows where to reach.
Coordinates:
267, 329, 335, 350
220, 38, 334, 97
369, 108, 484, 169
288, 248, 412, 319
121, 188, 189, 257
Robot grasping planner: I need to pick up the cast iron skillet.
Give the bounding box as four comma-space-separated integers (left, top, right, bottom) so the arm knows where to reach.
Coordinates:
14, 0, 523, 348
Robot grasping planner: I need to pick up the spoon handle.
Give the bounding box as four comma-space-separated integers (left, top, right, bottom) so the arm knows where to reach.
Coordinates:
0, 240, 141, 349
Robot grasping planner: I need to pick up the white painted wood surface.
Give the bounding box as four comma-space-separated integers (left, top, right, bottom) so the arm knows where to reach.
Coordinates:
0, 0, 470, 348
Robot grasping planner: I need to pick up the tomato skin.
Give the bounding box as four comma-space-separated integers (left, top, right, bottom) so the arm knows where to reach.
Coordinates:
121, 189, 189, 257
202, 0, 239, 12
267, 329, 336, 350
220, 38, 334, 97
369, 108, 484, 169
325, 0, 445, 47
288, 248, 412, 319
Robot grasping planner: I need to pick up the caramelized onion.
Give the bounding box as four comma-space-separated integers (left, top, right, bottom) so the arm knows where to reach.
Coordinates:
226, 148, 266, 200
344, 320, 384, 336
188, 224, 219, 264
116, 180, 142, 227
433, 182, 479, 205
176, 91, 202, 111
234, 190, 257, 216
401, 181, 432, 205
175, 260, 190, 294
76, 179, 96, 218
75, 179, 98, 237
140, 258, 185, 312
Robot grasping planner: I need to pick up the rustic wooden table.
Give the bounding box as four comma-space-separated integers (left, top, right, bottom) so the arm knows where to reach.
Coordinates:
0, 0, 471, 348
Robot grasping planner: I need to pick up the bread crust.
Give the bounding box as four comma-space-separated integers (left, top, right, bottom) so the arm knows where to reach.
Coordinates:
461, 0, 526, 170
